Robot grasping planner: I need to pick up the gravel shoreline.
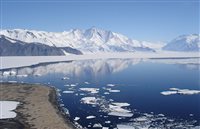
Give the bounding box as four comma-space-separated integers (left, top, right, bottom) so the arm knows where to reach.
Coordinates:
0, 83, 76, 129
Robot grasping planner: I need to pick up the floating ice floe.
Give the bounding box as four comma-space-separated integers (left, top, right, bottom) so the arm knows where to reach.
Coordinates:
34, 74, 41, 76
107, 84, 115, 87
74, 117, 80, 121
63, 90, 74, 93
109, 89, 120, 93
161, 88, 200, 95
84, 81, 90, 84
105, 121, 111, 124
104, 92, 110, 95
117, 124, 135, 129
3, 71, 10, 76
161, 91, 177, 95
16, 74, 28, 77
3, 71, 16, 76
112, 102, 130, 107
93, 123, 102, 128
133, 116, 148, 122
62, 77, 70, 80
0, 101, 20, 119
79, 88, 99, 94
118, 111, 200, 129
105, 88, 120, 93
108, 103, 133, 117
86, 115, 96, 119
108, 112, 133, 117
81, 97, 98, 105
8, 81, 17, 83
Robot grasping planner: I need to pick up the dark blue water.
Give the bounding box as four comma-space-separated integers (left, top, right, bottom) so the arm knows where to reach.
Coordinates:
1, 58, 199, 128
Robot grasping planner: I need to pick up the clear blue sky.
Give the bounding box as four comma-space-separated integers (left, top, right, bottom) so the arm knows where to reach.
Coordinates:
1, 0, 199, 42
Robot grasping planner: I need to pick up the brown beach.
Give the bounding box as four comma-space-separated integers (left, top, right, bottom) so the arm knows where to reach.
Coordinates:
0, 83, 76, 129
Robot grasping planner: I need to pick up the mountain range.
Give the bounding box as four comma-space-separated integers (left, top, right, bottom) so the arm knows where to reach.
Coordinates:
0, 27, 199, 56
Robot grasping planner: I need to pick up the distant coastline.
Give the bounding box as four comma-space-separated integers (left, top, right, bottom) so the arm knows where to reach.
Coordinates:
0, 83, 76, 129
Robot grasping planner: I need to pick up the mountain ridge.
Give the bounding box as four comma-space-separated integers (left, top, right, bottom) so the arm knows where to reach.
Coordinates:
0, 27, 199, 56
0, 27, 155, 53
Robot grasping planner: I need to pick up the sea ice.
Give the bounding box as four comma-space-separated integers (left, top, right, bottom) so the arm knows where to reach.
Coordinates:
79, 88, 99, 94
0, 101, 20, 119
107, 84, 115, 87
109, 89, 120, 93
80, 97, 98, 105
104, 92, 110, 95
134, 116, 148, 122
108, 104, 133, 117
93, 123, 102, 128
3, 71, 11, 76
70, 84, 77, 87
108, 112, 133, 117
86, 115, 96, 119
63, 91, 74, 93
112, 102, 130, 107
74, 117, 80, 121
105, 121, 111, 124
161, 88, 200, 95
117, 124, 135, 129
84, 81, 90, 84
16, 74, 28, 77
160, 91, 177, 95
62, 77, 70, 80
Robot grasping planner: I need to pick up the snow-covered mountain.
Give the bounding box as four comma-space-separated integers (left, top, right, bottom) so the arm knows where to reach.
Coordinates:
0, 35, 82, 56
162, 34, 200, 52
0, 27, 155, 54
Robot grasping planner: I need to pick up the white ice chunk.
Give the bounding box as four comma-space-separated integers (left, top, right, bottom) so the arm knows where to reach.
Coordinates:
0, 101, 20, 119
86, 115, 96, 119
108, 112, 133, 117
112, 102, 130, 107
93, 123, 102, 128
104, 92, 110, 95
109, 89, 120, 93
161, 91, 177, 95
63, 90, 74, 93
74, 117, 80, 121
70, 84, 77, 87
81, 97, 98, 105
107, 84, 115, 87
134, 116, 148, 122
169, 88, 180, 91
161, 88, 200, 95
84, 82, 90, 84
80, 88, 99, 94
16, 74, 28, 77
108, 104, 133, 117
178, 89, 200, 95
117, 124, 135, 129
62, 77, 70, 80
102, 127, 109, 129
3, 71, 11, 76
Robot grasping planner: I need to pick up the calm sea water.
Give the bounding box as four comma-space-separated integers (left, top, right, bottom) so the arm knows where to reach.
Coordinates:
1, 58, 199, 129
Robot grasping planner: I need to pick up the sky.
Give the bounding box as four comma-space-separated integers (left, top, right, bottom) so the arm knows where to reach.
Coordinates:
0, 0, 199, 42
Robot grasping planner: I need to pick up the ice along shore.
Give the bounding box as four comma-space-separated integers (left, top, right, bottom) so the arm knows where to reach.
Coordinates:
0, 83, 76, 129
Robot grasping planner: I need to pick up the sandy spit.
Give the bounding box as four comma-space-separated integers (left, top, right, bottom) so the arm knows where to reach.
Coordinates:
0, 83, 76, 129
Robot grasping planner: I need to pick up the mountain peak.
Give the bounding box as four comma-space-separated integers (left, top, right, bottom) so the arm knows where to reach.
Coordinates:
163, 34, 199, 51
